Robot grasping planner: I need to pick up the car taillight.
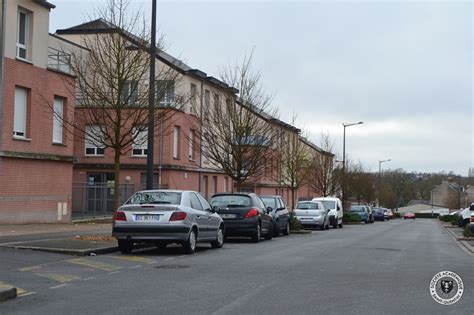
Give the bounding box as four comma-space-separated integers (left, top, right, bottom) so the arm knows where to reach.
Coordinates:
470, 216, 474, 223
245, 208, 258, 218
170, 212, 187, 221
114, 211, 126, 221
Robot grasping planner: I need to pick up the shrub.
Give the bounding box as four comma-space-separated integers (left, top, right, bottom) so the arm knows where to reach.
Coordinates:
439, 215, 452, 222
415, 213, 439, 219
463, 225, 472, 238
451, 214, 460, 226
343, 212, 361, 223
289, 212, 301, 231
394, 213, 401, 219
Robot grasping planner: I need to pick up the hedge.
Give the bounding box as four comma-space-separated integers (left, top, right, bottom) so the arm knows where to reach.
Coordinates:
414, 213, 439, 219
343, 212, 361, 223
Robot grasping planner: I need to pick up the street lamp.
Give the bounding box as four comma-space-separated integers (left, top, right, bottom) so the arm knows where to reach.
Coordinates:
342, 121, 363, 211
378, 159, 391, 206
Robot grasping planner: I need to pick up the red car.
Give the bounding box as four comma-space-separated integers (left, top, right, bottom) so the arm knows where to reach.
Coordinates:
403, 212, 416, 220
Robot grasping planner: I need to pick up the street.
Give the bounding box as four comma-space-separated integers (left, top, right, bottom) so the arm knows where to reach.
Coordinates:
0, 219, 472, 314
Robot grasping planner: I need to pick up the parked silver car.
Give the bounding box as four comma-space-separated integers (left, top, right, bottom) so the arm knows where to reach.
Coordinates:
112, 190, 225, 254
294, 201, 330, 230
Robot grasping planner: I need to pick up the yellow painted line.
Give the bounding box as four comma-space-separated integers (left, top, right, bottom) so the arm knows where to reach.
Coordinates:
36, 273, 80, 283
67, 258, 121, 272
0, 281, 27, 295
109, 255, 155, 264
18, 265, 41, 272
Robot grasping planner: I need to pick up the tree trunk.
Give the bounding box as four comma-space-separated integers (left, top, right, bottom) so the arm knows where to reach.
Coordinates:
236, 180, 242, 192
113, 148, 121, 214
291, 188, 295, 211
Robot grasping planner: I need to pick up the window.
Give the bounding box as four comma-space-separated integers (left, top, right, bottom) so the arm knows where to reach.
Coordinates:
189, 130, 194, 160
14, 87, 28, 138
173, 126, 180, 159
156, 80, 174, 107
204, 89, 210, 115
223, 177, 228, 192
190, 83, 197, 114
121, 80, 138, 105
85, 125, 105, 155
212, 176, 218, 195
16, 8, 29, 60
213, 93, 220, 110
132, 127, 148, 156
190, 193, 204, 211
52, 97, 64, 143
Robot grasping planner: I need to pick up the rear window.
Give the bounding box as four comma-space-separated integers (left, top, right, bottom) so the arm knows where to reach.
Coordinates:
260, 197, 277, 209
319, 200, 336, 210
127, 191, 181, 205
210, 195, 251, 208
350, 206, 365, 212
297, 202, 319, 210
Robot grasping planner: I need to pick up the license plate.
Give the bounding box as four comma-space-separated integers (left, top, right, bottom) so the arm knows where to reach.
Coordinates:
220, 213, 237, 219
135, 214, 161, 221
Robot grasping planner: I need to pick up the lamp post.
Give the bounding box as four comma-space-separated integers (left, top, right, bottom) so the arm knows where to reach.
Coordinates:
342, 121, 363, 211
378, 159, 391, 206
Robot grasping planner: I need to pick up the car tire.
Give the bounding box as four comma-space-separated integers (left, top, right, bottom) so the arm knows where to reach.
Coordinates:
265, 224, 273, 240
183, 228, 197, 254
404, 217, 406, 220
118, 240, 133, 254
338, 222, 343, 228
332, 220, 338, 229
282, 221, 290, 236
211, 226, 225, 249
273, 222, 279, 237
251, 224, 261, 243
320, 224, 325, 231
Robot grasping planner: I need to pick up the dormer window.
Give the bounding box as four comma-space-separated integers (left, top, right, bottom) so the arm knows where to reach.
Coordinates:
16, 8, 30, 60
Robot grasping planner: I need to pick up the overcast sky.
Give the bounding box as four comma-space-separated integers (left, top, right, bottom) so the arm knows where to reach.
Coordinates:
49, 0, 473, 176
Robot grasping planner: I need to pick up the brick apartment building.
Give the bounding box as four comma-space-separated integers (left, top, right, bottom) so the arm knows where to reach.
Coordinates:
0, 2, 333, 223
0, 0, 82, 223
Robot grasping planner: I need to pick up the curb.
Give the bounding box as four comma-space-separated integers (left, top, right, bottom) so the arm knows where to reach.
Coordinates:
72, 217, 113, 224
0, 244, 118, 256
343, 222, 363, 225
0, 287, 17, 302
290, 230, 312, 234
442, 224, 474, 255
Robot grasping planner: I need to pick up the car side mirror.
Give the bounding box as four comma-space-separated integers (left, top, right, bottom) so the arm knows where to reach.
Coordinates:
266, 206, 273, 213
470, 205, 474, 211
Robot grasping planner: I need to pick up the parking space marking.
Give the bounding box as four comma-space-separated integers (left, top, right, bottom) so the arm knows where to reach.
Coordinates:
50, 283, 68, 289
82, 277, 95, 281
129, 265, 142, 269
164, 257, 175, 261
18, 265, 41, 272
108, 271, 120, 275
109, 255, 156, 264
36, 273, 80, 283
67, 258, 121, 272
0, 281, 27, 295
18, 292, 36, 298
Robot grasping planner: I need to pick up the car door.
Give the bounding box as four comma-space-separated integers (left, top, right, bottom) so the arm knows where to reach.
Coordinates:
255, 196, 272, 233
277, 197, 289, 230
190, 192, 210, 239
197, 193, 220, 237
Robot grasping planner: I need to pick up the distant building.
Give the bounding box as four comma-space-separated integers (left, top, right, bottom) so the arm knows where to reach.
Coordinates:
431, 181, 468, 209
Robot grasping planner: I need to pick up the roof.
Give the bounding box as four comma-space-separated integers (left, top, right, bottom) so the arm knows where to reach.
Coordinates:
34, 0, 55, 9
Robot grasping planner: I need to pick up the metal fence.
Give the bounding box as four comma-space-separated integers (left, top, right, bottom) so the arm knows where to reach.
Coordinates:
72, 183, 136, 219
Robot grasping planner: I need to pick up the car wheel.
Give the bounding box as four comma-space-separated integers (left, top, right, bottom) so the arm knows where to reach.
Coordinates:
273, 222, 279, 237
338, 222, 343, 228
320, 224, 325, 231
332, 220, 338, 229
183, 228, 197, 254
265, 224, 273, 240
282, 221, 290, 236
404, 217, 406, 220
118, 239, 133, 254
211, 226, 224, 249
251, 224, 261, 243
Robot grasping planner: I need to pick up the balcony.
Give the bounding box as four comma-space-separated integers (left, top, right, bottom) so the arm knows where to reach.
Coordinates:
47, 47, 71, 74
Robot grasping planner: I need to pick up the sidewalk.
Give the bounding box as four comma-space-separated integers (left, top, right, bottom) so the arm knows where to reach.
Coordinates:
441, 222, 474, 255
0, 222, 118, 256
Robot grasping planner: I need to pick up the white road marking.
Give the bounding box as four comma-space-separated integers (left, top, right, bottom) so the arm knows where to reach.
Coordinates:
18, 292, 37, 298
108, 271, 120, 275
129, 265, 142, 269
164, 257, 175, 261
50, 284, 69, 289
82, 277, 95, 281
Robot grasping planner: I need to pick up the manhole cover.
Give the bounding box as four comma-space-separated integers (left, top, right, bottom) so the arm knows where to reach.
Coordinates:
155, 264, 189, 269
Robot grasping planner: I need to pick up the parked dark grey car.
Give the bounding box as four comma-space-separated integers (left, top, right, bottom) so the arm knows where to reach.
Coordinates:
260, 195, 290, 236
210, 193, 273, 242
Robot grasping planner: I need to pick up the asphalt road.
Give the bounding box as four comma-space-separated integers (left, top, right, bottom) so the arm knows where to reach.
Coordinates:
0, 219, 472, 314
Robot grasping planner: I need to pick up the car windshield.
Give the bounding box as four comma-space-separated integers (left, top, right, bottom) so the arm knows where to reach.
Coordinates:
126, 191, 182, 205
297, 202, 319, 209
350, 206, 365, 212
318, 200, 336, 210
260, 197, 276, 209
210, 195, 251, 208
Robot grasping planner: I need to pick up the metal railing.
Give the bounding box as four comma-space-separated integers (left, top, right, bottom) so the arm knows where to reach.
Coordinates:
47, 47, 71, 74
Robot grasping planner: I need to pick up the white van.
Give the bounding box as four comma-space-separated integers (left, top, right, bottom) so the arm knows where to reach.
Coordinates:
312, 197, 343, 229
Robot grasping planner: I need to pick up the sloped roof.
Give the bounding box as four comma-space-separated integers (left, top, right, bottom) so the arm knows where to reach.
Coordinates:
34, 0, 55, 9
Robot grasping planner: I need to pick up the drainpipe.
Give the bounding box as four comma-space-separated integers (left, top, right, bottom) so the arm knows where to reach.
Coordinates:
0, 0, 5, 151
198, 79, 204, 193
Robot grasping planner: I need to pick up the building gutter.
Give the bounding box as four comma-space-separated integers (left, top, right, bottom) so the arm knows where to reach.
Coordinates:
198, 79, 204, 193
0, 0, 5, 152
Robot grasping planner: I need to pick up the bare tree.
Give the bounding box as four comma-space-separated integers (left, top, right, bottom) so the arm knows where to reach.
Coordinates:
201, 52, 279, 191
44, 0, 183, 212
309, 132, 337, 197
345, 162, 376, 205
277, 117, 311, 210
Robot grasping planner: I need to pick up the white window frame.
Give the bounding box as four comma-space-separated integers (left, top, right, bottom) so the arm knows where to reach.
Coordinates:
85, 125, 105, 156
122, 80, 138, 105
173, 126, 180, 159
132, 127, 148, 156
13, 87, 28, 138
190, 83, 197, 114
16, 8, 29, 60
52, 97, 64, 144
156, 80, 174, 107
189, 129, 194, 160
